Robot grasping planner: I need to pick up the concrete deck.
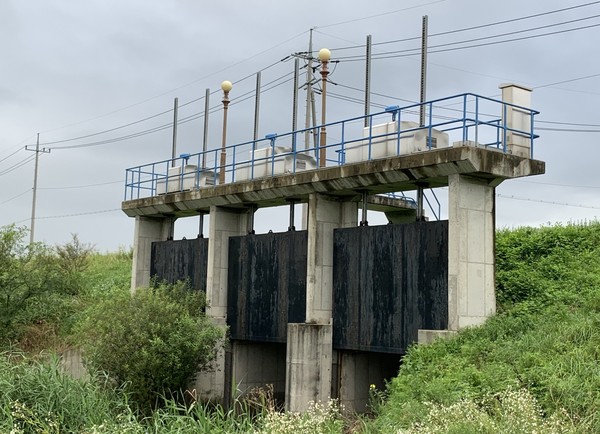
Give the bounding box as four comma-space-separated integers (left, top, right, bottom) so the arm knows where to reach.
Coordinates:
121, 146, 545, 218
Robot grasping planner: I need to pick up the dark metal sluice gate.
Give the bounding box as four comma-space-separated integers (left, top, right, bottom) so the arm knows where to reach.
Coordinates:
150, 237, 209, 291
149, 221, 448, 354
333, 221, 448, 354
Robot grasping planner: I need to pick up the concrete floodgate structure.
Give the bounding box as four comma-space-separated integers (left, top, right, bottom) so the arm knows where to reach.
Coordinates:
122, 85, 544, 412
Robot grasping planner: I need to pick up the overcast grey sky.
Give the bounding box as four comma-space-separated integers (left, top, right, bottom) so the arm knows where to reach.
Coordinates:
2, 0, 599, 251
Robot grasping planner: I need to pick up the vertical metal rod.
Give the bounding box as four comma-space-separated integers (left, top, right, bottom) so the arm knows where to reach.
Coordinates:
171, 97, 179, 167
202, 88, 210, 168
288, 200, 296, 231
360, 191, 368, 226
364, 34, 372, 127
292, 58, 299, 132
198, 213, 204, 238
416, 185, 424, 221
248, 205, 256, 234
419, 15, 428, 127
253, 72, 261, 147
29, 133, 40, 244
319, 57, 329, 167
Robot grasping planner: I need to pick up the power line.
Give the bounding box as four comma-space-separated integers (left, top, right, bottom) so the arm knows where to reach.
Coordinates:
38, 180, 124, 190
15, 208, 122, 224
514, 179, 600, 189
0, 154, 37, 177
497, 193, 600, 210
0, 189, 30, 206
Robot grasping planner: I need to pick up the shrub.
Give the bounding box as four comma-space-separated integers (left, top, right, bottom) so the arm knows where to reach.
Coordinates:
76, 283, 224, 413
0, 225, 68, 343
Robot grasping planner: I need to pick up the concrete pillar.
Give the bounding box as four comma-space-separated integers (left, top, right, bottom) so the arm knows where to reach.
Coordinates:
499, 83, 533, 158
130, 215, 173, 291
286, 194, 357, 412
194, 205, 251, 403
447, 174, 496, 330
286, 323, 333, 412
305, 194, 358, 323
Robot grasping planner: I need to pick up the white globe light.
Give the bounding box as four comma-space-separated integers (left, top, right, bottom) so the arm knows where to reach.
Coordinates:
221, 80, 233, 92
318, 48, 331, 62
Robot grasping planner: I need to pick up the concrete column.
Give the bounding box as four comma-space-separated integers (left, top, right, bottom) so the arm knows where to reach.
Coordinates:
286, 194, 357, 412
447, 174, 496, 330
305, 194, 358, 323
130, 215, 173, 291
194, 205, 251, 403
286, 323, 333, 412
205, 206, 251, 318
499, 83, 533, 158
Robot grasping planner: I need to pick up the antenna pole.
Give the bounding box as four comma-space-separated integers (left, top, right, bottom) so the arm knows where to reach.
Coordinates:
171, 97, 179, 166
253, 72, 261, 147
304, 27, 315, 151
202, 88, 210, 168
419, 16, 428, 127
364, 34, 372, 127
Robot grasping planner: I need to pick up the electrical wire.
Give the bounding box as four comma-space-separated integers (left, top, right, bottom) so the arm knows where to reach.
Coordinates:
38, 180, 124, 190
14, 208, 122, 224
0, 189, 30, 206
0, 154, 37, 177
497, 194, 600, 210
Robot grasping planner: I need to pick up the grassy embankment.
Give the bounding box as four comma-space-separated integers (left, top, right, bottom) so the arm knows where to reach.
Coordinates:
1, 222, 599, 433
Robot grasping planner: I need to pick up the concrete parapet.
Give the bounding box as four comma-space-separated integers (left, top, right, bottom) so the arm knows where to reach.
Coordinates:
285, 323, 333, 412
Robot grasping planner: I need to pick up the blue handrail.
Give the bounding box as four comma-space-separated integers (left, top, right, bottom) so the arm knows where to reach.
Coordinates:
124, 92, 539, 200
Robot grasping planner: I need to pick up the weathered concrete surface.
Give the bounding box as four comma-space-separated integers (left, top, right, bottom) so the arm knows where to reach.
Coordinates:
285, 323, 333, 412
306, 194, 358, 323
130, 215, 173, 291
448, 174, 496, 330
121, 147, 545, 218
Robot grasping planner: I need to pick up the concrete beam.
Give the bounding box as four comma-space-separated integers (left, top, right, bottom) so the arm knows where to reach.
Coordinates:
122, 147, 545, 218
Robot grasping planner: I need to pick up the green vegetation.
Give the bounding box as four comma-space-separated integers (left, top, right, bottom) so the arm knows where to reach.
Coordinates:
76, 282, 224, 413
367, 222, 600, 433
1, 221, 599, 433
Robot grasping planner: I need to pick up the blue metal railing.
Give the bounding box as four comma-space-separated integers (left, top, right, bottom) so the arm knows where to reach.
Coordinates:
124, 93, 539, 201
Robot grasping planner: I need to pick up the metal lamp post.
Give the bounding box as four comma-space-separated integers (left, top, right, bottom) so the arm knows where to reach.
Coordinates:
219, 80, 233, 184
318, 48, 330, 168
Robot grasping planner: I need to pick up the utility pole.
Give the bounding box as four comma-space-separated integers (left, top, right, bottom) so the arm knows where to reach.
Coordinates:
25, 133, 50, 244
304, 27, 315, 151
419, 15, 428, 127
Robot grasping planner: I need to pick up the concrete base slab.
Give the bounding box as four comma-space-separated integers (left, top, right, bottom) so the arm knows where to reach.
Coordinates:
418, 329, 458, 344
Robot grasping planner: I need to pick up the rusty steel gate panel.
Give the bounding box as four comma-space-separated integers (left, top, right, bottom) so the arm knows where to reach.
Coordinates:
150, 238, 209, 291
227, 231, 307, 342
333, 221, 448, 354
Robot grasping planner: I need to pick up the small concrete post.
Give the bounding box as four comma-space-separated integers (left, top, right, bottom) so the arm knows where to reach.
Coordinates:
499, 83, 533, 158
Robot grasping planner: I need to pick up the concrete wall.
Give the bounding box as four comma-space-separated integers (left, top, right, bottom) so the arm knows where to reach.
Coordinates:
447, 174, 496, 330
231, 341, 287, 402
